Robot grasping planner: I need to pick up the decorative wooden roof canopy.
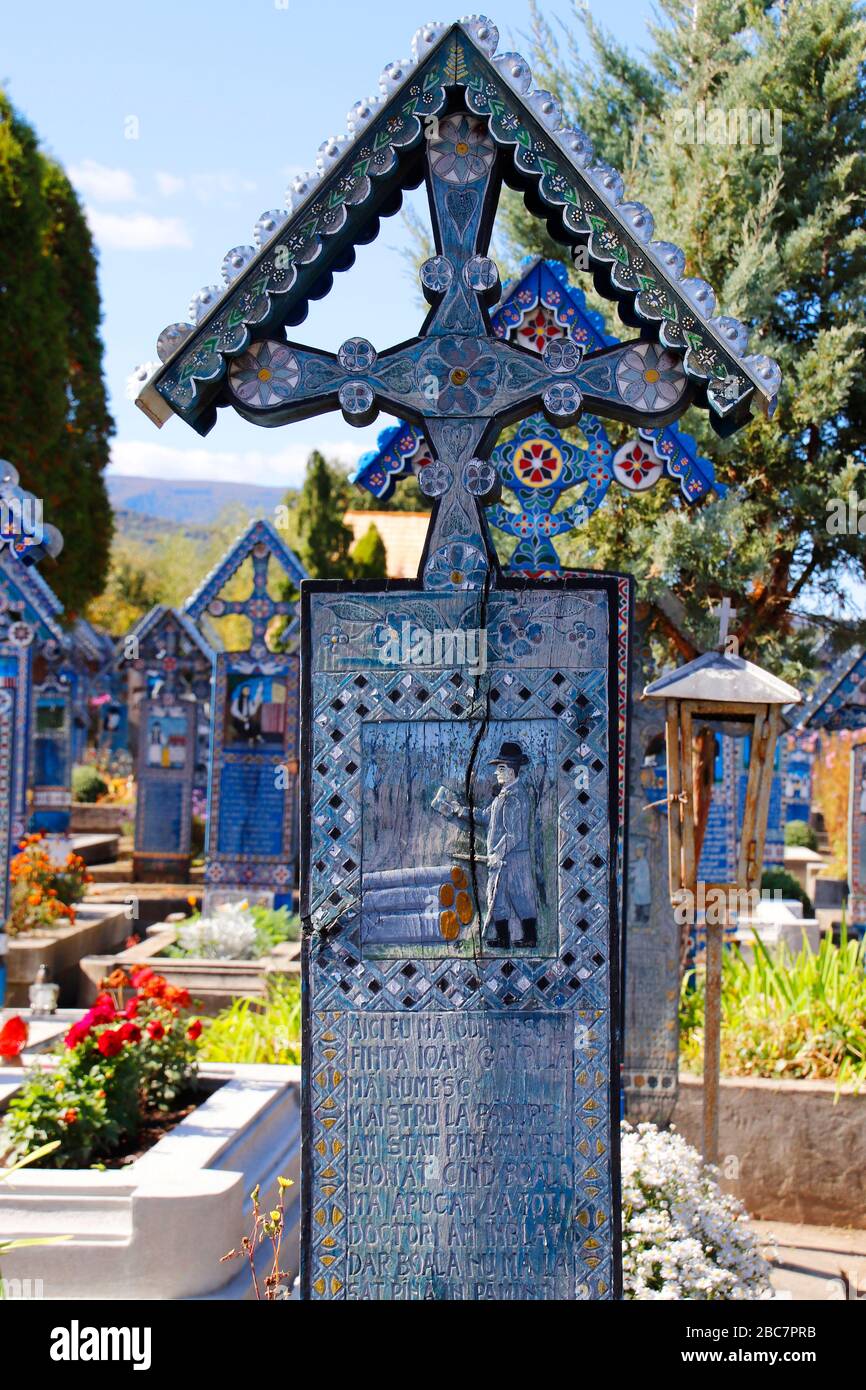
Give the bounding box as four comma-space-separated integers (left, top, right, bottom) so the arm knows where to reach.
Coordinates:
135, 16, 781, 450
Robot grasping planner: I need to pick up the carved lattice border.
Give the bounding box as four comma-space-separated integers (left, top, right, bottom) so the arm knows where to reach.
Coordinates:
301, 573, 624, 1301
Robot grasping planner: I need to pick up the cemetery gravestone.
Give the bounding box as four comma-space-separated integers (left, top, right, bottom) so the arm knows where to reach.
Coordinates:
118, 605, 216, 883
784, 730, 815, 827
30, 676, 74, 834
184, 519, 306, 909
354, 257, 706, 1128
133, 697, 197, 883
135, 15, 781, 1301
0, 540, 66, 920
849, 741, 866, 937
621, 621, 680, 1122
0, 647, 27, 923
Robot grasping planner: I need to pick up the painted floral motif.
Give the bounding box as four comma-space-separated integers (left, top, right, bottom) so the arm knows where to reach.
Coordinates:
498, 607, 545, 657
615, 342, 686, 413
229, 341, 300, 407
542, 381, 582, 418
543, 338, 583, 374
518, 307, 564, 353
338, 337, 376, 372
424, 542, 487, 591
419, 337, 499, 413
429, 114, 495, 185
321, 626, 348, 654
612, 437, 664, 491
418, 460, 452, 498
338, 381, 375, 416
462, 458, 497, 497
567, 621, 597, 652
512, 438, 565, 489
420, 256, 453, 294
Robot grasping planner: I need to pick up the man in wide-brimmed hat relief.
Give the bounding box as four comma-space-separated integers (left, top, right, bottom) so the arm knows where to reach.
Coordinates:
481, 739, 539, 950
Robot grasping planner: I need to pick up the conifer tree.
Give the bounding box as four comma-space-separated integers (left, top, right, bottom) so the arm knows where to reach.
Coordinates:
0, 92, 113, 614
349, 523, 387, 579
286, 450, 354, 579
502, 0, 866, 680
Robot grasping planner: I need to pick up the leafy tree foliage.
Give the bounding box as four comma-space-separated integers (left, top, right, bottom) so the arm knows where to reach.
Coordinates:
0, 92, 113, 613
501, 0, 866, 682
284, 450, 355, 580
349, 523, 387, 579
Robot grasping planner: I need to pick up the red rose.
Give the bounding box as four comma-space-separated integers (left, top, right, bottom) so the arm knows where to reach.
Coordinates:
146, 1020, 165, 1042
119, 1022, 141, 1045
124, 999, 139, 1020
84, 999, 116, 1027
97, 1029, 124, 1058
64, 1020, 91, 1049
186, 1019, 202, 1041
131, 967, 154, 988
0, 1015, 28, 1059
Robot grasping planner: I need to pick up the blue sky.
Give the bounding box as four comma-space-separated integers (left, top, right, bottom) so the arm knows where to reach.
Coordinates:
2, 0, 655, 489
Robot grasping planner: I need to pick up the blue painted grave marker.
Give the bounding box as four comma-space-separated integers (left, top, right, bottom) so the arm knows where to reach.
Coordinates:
134, 15, 780, 1302
184, 520, 305, 907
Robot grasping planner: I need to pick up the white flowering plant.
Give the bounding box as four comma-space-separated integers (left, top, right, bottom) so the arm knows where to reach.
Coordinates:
171, 902, 299, 961
622, 1122, 773, 1300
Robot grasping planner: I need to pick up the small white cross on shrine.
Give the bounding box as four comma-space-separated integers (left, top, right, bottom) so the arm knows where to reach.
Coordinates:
711, 597, 738, 650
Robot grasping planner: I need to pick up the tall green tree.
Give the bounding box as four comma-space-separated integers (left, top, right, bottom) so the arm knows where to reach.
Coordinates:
283, 450, 355, 579
349, 523, 388, 579
0, 92, 113, 614
503, 0, 866, 682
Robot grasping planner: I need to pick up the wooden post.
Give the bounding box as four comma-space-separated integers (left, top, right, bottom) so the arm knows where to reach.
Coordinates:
703, 908, 724, 1167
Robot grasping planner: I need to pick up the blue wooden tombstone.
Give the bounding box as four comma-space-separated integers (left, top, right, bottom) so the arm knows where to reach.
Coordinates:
183, 520, 306, 909
353, 257, 721, 1127
135, 16, 780, 1301
796, 644, 866, 934
0, 544, 67, 919
849, 741, 866, 939
30, 674, 74, 834
117, 605, 216, 882
784, 729, 816, 828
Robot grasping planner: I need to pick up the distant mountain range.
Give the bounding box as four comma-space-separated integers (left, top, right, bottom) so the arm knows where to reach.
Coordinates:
107, 475, 291, 527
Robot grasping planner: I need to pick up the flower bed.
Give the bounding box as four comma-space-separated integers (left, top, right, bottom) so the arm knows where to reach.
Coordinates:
164, 900, 300, 961
0, 1050, 300, 1299
1, 969, 200, 1170
3, 903, 133, 1009
79, 903, 301, 1015
681, 930, 866, 1089
622, 1123, 772, 1299
7, 835, 91, 938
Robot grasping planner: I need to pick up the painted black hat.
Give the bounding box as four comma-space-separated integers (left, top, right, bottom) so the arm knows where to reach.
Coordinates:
489, 739, 529, 768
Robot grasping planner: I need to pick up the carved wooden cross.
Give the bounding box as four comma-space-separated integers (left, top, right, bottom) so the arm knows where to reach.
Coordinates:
710, 596, 738, 650
224, 112, 693, 585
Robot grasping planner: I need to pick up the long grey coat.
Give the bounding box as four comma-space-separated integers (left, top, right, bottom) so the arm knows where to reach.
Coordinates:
481, 778, 538, 925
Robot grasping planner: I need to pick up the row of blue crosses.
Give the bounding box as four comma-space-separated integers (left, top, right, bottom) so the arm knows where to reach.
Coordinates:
351, 257, 722, 574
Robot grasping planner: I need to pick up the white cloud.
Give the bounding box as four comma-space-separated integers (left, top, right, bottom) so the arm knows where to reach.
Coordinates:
190, 171, 258, 204
69, 160, 137, 203
86, 209, 192, 251
154, 169, 258, 204
110, 438, 364, 489
155, 171, 185, 198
